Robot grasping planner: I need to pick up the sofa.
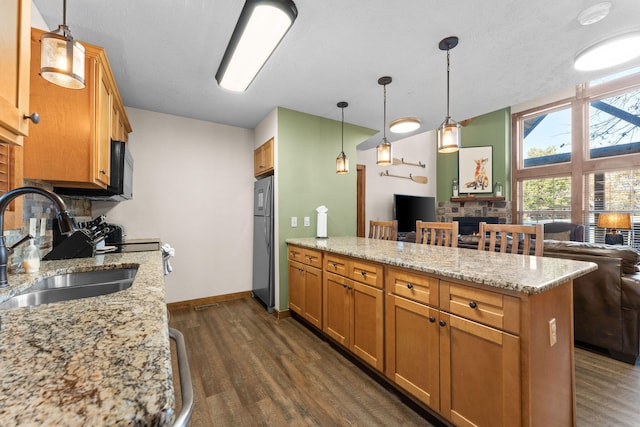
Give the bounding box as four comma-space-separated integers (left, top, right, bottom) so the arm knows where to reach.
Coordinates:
544, 240, 640, 364
543, 222, 585, 242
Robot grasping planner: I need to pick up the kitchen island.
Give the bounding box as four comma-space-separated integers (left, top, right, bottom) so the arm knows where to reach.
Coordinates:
287, 236, 597, 426
0, 251, 174, 426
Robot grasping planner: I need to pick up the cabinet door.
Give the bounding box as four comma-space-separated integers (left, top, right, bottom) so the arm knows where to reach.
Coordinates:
351, 281, 384, 370
95, 61, 112, 186
303, 265, 322, 328
288, 261, 305, 315
0, 0, 30, 145
439, 313, 521, 427
323, 271, 350, 346
386, 294, 440, 408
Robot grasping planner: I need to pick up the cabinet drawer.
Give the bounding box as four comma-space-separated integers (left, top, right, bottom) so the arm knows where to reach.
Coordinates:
387, 268, 439, 307
325, 253, 350, 277
440, 281, 520, 334
288, 246, 323, 269
351, 259, 383, 289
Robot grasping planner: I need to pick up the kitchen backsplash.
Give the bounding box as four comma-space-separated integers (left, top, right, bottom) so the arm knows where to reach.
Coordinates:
5, 180, 91, 259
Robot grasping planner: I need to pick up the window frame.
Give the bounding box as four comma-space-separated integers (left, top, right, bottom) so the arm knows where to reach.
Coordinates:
512, 72, 640, 229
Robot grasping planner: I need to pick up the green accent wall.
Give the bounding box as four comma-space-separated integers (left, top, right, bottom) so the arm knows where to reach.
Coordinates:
436, 108, 511, 201
277, 107, 376, 311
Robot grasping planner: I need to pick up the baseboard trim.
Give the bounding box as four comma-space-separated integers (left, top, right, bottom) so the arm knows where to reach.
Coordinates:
168, 293, 294, 320
167, 291, 252, 311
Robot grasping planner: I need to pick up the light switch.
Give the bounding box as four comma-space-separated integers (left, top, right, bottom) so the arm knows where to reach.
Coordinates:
29, 218, 37, 237
40, 218, 47, 237
304, 216, 310, 227
291, 216, 298, 227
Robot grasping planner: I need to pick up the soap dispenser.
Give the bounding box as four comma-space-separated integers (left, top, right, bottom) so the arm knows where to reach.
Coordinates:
22, 239, 40, 273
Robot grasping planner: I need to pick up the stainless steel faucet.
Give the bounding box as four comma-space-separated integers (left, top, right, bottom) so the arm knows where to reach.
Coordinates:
0, 187, 75, 287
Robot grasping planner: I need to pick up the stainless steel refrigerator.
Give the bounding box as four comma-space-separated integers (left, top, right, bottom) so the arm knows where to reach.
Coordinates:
252, 175, 274, 312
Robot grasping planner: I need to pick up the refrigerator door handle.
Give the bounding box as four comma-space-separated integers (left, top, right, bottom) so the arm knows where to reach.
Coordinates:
264, 180, 272, 250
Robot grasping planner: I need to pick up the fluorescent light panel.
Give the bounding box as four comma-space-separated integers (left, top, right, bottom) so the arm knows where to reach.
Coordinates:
216, 0, 297, 92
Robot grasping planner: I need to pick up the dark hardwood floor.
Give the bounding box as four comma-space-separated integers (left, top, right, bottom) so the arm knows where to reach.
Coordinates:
169, 297, 640, 426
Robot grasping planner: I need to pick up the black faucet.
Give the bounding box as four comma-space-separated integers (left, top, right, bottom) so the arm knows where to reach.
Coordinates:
0, 187, 75, 287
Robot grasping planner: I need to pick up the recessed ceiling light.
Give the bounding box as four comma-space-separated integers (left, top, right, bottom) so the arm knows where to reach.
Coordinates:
574, 31, 640, 71
577, 2, 612, 26
390, 117, 421, 134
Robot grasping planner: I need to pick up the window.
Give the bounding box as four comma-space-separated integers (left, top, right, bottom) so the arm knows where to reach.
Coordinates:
513, 71, 640, 248
585, 170, 640, 247
523, 107, 572, 167
521, 177, 571, 223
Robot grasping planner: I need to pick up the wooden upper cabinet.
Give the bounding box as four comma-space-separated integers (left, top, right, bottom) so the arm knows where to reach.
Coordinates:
254, 137, 274, 177
0, 0, 31, 146
24, 28, 132, 189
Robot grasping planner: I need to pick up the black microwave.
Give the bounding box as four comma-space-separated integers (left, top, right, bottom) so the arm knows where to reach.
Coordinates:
55, 139, 133, 201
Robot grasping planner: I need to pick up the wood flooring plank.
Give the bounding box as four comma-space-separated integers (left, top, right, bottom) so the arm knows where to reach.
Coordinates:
170, 297, 640, 426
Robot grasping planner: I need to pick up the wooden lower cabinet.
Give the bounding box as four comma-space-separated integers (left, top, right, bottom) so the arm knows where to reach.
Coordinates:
386, 294, 440, 408
387, 290, 521, 427
288, 259, 322, 328
439, 312, 521, 426
288, 244, 576, 426
323, 271, 384, 371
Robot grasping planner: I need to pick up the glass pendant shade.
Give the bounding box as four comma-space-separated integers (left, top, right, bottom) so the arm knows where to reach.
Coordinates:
376, 139, 392, 165
336, 151, 348, 174
40, 30, 85, 89
336, 101, 349, 174
437, 37, 460, 154
376, 76, 393, 165
437, 119, 461, 153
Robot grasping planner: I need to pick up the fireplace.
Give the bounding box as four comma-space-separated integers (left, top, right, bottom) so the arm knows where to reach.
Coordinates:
454, 216, 500, 235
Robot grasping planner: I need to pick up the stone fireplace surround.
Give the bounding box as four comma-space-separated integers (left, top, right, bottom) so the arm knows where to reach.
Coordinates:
438, 199, 511, 235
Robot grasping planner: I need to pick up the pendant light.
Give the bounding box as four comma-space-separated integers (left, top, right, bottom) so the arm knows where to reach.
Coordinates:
216, 0, 298, 92
376, 76, 393, 165
40, 0, 85, 90
437, 36, 460, 154
336, 101, 349, 174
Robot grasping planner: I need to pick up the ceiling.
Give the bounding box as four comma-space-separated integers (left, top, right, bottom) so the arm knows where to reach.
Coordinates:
33, 0, 640, 149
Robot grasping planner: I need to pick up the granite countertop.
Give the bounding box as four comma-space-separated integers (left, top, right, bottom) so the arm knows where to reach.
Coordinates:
287, 236, 597, 295
0, 251, 174, 426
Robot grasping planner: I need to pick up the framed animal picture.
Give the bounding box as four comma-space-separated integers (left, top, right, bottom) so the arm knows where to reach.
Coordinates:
458, 146, 493, 194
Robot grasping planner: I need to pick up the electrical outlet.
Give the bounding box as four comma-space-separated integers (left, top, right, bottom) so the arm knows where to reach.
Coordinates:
304, 216, 310, 227
291, 216, 297, 227
549, 318, 557, 347
29, 218, 37, 237
40, 218, 47, 237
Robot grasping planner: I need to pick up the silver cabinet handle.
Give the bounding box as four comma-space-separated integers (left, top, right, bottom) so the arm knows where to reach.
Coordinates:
169, 328, 194, 427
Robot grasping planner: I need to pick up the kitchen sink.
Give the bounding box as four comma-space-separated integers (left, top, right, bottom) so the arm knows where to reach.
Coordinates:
0, 268, 138, 309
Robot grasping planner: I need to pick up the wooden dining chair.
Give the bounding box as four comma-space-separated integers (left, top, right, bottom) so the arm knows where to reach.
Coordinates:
369, 220, 398, 241
477, 222, 544, 256
415, 221, 459, 247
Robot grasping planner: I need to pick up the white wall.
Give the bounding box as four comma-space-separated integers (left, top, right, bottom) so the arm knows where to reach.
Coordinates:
358, 131, 437, 226
93, 108, 255, 303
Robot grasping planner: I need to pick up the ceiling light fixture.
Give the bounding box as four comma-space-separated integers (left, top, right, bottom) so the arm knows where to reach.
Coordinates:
390, 117, 421, 134
336, 101, 349, 174
215, 0, 298, 92
40, 0, 85, 90
437, 36, 461, 154
574, 31, 640, 72
376, 76, 393, 166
